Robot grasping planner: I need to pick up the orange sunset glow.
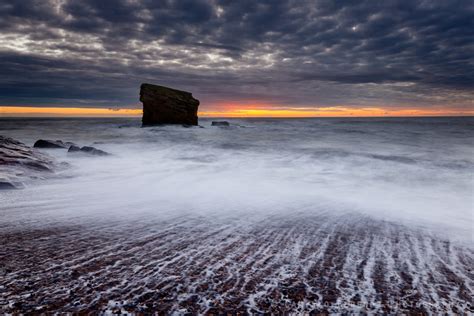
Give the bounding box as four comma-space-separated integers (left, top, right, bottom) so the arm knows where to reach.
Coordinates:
1, 105, 472, 118
0, 106, 142, 117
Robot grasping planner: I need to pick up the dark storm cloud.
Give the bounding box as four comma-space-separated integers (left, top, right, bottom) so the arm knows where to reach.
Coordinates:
0, 0, 473, 109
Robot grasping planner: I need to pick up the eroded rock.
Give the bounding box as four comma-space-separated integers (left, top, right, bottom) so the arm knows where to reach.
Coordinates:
140, 83, 200, 126
0, 136, 58, 189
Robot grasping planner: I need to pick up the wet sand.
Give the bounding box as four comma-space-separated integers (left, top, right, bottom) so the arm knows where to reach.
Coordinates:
1, 211, 472, 314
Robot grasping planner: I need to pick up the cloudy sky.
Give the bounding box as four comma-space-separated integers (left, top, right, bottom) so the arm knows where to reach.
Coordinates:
1, 0, 473, 115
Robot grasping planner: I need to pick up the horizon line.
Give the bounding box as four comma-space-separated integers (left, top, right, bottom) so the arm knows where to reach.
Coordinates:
1, 106, 473, 118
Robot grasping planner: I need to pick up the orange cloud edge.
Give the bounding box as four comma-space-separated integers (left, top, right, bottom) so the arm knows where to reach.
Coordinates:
0, 106, 472, 117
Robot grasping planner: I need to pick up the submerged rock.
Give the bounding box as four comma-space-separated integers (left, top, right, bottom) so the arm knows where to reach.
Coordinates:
211, 121, 230, 126
80, 146, 109, 156
0, 136, 58, 189
68, 145, 81, 152
0, 180, 18, 190
140, 83, 200, 126
68, 145, 109, 156
33, 139, 68, 149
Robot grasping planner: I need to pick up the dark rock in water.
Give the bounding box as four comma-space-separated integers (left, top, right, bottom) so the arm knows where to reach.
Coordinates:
68, 145, 81, 152
1, 136, 55, 172
0, 136, 59, 189
80, 146, 109, 156
0, 180, 18, 190
68, 145, 109, 156
34, 139, 77, 150
34, 139, 68, 149
140, 83, 200, 126
211, 121, 230, 126
33, 139, 108, 156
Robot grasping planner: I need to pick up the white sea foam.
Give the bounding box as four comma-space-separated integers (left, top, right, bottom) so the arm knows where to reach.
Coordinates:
1, 117, 472, 241
0, 117, 472, 313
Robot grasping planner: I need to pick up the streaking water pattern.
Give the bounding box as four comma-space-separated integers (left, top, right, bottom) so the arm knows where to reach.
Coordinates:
0, 117, 473, 313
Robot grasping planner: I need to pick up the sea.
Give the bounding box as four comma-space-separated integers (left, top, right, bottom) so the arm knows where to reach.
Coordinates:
0, 117, 473, 313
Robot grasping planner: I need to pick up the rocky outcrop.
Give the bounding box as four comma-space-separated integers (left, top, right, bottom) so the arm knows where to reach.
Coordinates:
0, 136, 58, 189
0, 136, 110, 189
211, 121, 230, 126
32, 139, 110, 156
140, 83, 200, 126
33, 139, 75, 149
68, 145, 109, 156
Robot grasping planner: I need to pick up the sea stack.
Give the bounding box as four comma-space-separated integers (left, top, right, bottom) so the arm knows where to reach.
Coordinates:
140, 83, 200, 126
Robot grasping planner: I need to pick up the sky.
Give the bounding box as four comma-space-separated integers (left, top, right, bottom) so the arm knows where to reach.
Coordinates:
0, 0, 473, 116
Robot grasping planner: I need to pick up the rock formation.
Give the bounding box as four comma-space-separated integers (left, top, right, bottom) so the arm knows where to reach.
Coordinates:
68, 145, 110, 156
33, 139, 109, 156
34, 139, 69, 149
211, 121, 230, 126
0, 136, 58, 189
1, 136, 110, 189
140, 83, 200, 126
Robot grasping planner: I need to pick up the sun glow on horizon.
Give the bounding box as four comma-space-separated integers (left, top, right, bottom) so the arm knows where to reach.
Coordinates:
0, 106, 472, 118
0, 106, 142, 117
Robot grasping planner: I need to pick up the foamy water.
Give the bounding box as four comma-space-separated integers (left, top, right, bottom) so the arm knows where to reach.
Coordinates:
0, 117, 473, 313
